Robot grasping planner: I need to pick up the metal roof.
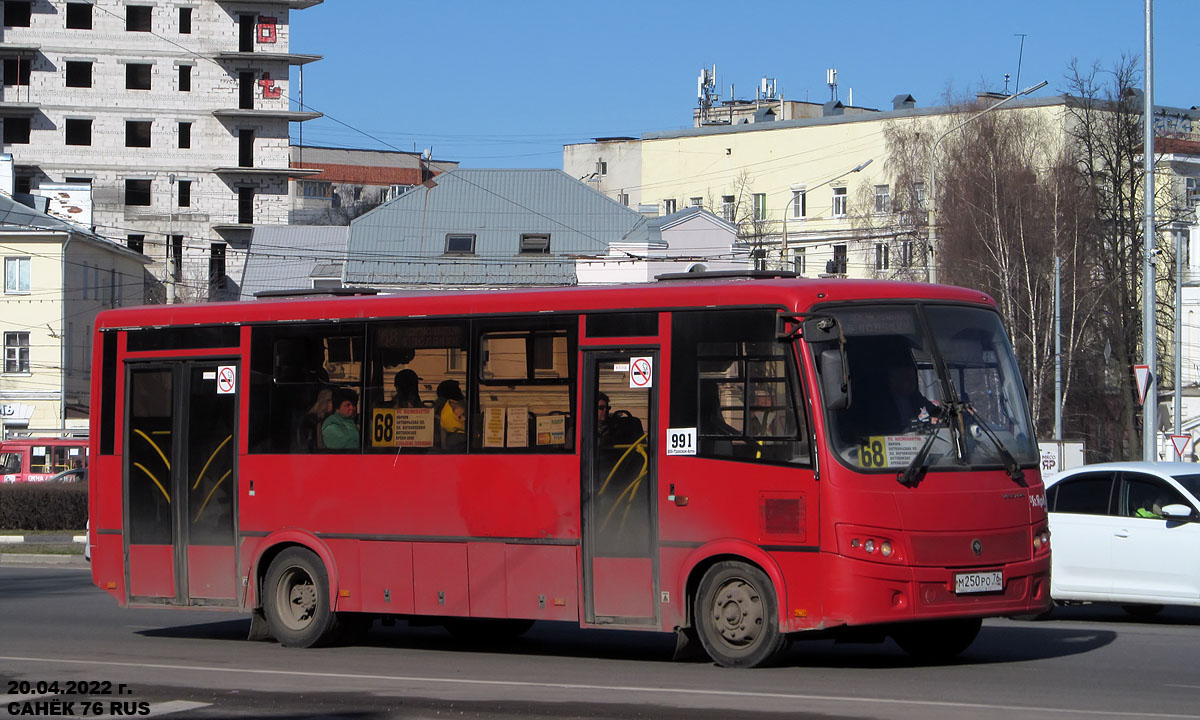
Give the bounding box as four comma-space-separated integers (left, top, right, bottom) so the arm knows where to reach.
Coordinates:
0, 192, 86, 234
344, 169, 650, 286
237, 225, 349, 300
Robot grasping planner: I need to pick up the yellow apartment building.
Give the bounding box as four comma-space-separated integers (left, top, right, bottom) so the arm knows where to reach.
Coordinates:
1, 193, 149, 439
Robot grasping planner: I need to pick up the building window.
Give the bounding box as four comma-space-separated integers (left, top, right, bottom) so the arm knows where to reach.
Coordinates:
597, 160, 608, 176
388, 184, 412, 200
178, 179, 191, 208
1186, 177, 1199, 208
689, 197, 703, 208
127, 235, 145, 253
66, 2, 92, 29
209, 243, 227, 289
827, 244, 848, 274
663, 198, 677, 215
5, 257, 30, 293
179, 7, 192, 34
3, 58, 31, 86
126, 5, 152, 32
721, 195, 736, 222
914, 181, 926, 210
125, 179, 151, 207
178, 121, 191, 149
3, 332, 30, 373
793, 247, 806, 275
900, 240, 913, 267
3, 117, 30, 144
832, 187, 847, 217
875, 243, 890, 270
752, 193, 767, 221
519, 234, 550, 254
238, 187, 254, 224
239, 129, 254, 167
445, 234, 475, 254
65, 60, 92, 88
3, 2, 31, 27
300, 181, 332, 198
874, 184, 891, 214
126, 63, 152, 90
65, 118, 91, 146
125, 120, 151, 148
13, 172, 31, 194
791, 188, 807, 219
617, 192, 629, 206
168, 235, 183, 281
178, 65, 191, 92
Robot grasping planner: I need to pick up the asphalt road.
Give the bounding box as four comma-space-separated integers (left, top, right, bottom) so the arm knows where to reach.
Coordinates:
3, 562, 1200, 720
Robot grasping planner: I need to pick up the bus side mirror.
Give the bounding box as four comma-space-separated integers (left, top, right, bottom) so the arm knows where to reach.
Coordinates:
820, 349, 850, 411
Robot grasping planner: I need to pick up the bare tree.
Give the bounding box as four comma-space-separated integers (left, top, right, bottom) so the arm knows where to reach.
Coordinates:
1062, 56, 1179, 460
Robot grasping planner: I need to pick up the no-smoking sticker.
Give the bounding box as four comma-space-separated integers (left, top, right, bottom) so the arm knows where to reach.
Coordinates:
629, 356, 653, 388
216, 365, 237, 395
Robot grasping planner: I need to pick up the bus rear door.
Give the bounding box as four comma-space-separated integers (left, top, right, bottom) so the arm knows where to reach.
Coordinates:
125, 361, 238, 606
582, 350, 659, 626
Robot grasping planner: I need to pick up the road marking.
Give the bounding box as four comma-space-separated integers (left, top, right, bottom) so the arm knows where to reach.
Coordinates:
0, 655, 1196, 719
144, 701, 212, 717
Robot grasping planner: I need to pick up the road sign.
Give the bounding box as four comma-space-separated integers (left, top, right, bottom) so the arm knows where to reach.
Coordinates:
217, 365, 237, 394
629, 356, 653, 388
1170, 434, 1190, 460
1134, 364, 1151, 405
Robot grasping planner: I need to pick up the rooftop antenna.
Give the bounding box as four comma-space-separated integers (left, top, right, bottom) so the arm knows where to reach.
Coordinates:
697, 65, 718, 122
826, 68, 838, 102
1014, 33, 1027, 92
1003, 72, 1011, 94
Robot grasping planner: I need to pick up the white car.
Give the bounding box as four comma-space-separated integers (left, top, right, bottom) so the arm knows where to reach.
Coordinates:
1045, 461, 1200, 616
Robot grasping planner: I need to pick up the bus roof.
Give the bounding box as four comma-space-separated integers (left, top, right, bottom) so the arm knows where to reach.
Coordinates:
94, 276, 995, 331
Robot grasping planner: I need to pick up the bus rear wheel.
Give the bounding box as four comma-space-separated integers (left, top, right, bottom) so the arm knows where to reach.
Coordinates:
891, 617, 982, 662
694, 561, 788, 668
263, 547, 337, 648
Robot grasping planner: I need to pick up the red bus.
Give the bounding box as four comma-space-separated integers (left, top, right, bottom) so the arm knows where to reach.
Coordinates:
88, 272, 1050, 667
1, 437, 88, 483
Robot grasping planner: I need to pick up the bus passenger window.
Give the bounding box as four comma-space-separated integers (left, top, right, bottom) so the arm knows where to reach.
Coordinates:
247, 324, 365, 454
365, 322, 469, 454
671, 310, 811, 466
473, 322, 576, 453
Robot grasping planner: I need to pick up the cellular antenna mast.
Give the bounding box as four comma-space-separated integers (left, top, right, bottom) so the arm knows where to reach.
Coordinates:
698, 65, 718, 124
827, 68, 838, 102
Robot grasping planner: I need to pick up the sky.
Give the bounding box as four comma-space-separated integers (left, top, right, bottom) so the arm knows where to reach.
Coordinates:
288, 0, 1199, 169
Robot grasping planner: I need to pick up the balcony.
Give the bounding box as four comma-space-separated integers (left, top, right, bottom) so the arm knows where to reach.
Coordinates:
212, 108, 322, 122
213, 51, 322, 66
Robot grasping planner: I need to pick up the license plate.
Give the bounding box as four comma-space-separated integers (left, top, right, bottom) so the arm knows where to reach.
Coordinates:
954, 571, 1003, 594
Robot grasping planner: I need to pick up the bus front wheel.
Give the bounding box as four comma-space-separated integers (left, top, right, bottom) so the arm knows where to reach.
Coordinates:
263, 547, 337, 648
694, 561, 788, 668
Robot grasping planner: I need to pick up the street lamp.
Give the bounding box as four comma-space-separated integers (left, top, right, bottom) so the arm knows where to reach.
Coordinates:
926, 80, 1048, 284
780, 158, 873, 272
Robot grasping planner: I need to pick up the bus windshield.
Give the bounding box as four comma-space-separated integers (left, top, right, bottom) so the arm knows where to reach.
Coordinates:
815, 304, 1038, 473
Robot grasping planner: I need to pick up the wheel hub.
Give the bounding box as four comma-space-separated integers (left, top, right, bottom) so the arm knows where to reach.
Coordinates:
712, 579, 763, 646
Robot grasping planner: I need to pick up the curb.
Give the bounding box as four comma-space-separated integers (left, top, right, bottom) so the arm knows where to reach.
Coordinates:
0, 553, 89, 567
0, 535, 86, 544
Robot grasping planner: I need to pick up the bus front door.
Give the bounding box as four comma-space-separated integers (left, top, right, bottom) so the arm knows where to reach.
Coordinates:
125, 361, 238, 606
582, 352, 658, 625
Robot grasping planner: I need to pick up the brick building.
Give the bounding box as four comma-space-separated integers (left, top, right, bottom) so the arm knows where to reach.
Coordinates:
0, 0, 322, 302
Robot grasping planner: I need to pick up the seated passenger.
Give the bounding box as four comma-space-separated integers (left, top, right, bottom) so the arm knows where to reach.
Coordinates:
433, 379, 467, 450
294, 388, 332, 452
392, 369, 423, 408
322, 388, 361, 450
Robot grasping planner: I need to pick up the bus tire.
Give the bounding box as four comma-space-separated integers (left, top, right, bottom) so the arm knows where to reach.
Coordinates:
891, 617, 982, 662
694, 561, 788, 668
262, 547, 337, 648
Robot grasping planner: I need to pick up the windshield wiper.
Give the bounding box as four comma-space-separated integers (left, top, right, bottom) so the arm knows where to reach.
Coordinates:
896, 425, 941, 488
953, 402, 1026, 484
